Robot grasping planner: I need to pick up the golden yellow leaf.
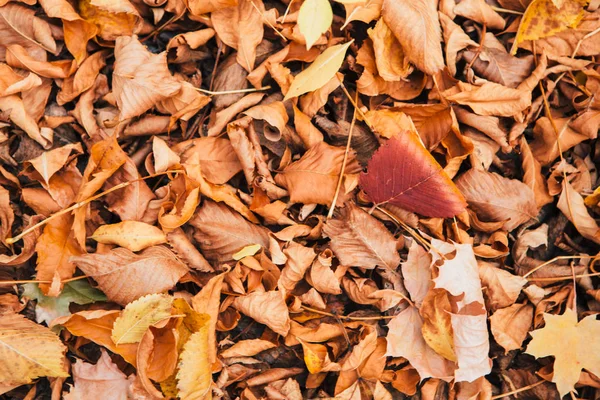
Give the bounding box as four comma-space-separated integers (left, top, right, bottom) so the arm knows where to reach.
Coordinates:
79, 0, 139, 41
284, 41, 353, 101
90, 221, 167, 252
176, 319, 212, 400
298, 338, 328, 374
0, 313, 68, 385
512, 0, 587, 54
232, 244, 262, 260
298, 0, 333, 50
111, 294, 173, 345
526, 308, 600, 397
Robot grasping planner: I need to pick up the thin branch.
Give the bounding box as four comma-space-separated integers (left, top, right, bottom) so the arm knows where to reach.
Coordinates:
490, 380, 545, 399
527, 271, 600, 282
0, 275, 88, 286
6, 170, 184, 244
194, 86, 271, 96
522, 255, 596, 278
250, 0, 288, 42
327, 88, 358, 219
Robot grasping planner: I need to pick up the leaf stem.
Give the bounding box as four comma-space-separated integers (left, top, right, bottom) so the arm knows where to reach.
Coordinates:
522, 255, 597, 278
490, 380, 545, 399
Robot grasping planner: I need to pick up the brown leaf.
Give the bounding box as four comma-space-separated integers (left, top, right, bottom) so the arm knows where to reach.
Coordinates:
455, 168, 537, 231
382, 0, 444, 75
70, 246, 188, 305
444, 82, 532, 117
530, 117, 588, 166
453, 0, 506, 30
112, 35, 181, 119
359, 134, 467, 218
190, 200, 270, 263
490, 303, 533, 353
275, 142, 361, 205
279, 241, 316, 292
478, 261, 527, 310
211, 0, 264, 72
557, 180, 600, 244
232, 290, 291, 336
323, 203, 400, 269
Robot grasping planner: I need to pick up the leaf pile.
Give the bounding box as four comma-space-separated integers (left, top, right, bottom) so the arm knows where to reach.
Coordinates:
1, 0, 600, 399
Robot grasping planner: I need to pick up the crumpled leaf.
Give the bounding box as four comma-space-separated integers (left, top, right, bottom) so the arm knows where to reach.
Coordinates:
490, 303, 533, 353
112, 35, 181, 119
557, 180, 600, 244
381, 0, 444, 75
232, 290, 291, 336
444, 82, 532, 117
90, 221, 167, 252
526, 308, 600, 397
323, 203, 400, 269
0, 313, 68, 385
64, 349, 134, 400
359, 134, 466, 218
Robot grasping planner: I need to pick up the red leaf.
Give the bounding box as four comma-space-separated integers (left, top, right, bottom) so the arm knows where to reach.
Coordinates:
359, 133, 466, 218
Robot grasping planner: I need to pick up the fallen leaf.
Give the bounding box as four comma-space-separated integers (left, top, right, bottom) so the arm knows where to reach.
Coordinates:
557, 180, 600, 244
177, 320, 212, 400
232, 290, 291, 336
455, 168, 537, 231
284, 41, 353, 100
0, 313, 68, 385
112, 294, 173, 345
526, 308, 600, 397
323, 203, 400, 269
490, 303, 533, 353
359, 134, 467, 218
298, 0, 332, 49
444, 82, 532, 117
90, 221, 167, 252
71, 246, 188, 306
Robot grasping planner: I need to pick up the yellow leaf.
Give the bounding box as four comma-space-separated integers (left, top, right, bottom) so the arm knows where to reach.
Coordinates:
111, 294, 173, 345
298, 0, 333, 50
78, 0, 139, 41
232, 244, 262, 260
526, 308, 600, 397
284, 41, 353, 101
0, 313, 68, 385
177, 320, 212, 400
512, 0, 587, 54
298, 338, 327, 373
90, 221, 167, 252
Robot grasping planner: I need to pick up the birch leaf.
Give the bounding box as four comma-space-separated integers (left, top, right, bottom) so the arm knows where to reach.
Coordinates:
111, 294, 173, 345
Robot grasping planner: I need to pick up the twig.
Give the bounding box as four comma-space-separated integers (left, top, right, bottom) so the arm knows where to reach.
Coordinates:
327, 88, 358, 219
250, 0, 288, 42
527, 271, 600, 282
336, 75, 375, 132
0, 275, 88, 286
194, 86, 271, 96
6, 170, 184, 244
490, 380, 545, 399
522, 255, 597, 278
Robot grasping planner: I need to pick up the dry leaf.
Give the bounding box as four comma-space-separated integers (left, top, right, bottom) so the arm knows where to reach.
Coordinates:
90, 221, 167, 252
298, 0, 332, 49
526, 308, 600, 397
444, 82, 532, 117
360, 134, 467, 218
232, 290, 291, 336
490, 303, 533, 353
323, 203, 400, 269
111, 294, 173, 345
71, 246, 188, 305
176, 318, 212, 400
456, 168, 537, 231
557, 180, 600, 244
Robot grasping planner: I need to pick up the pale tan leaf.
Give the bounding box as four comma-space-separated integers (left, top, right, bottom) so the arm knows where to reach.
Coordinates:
478, 261, 527, 309
323, 203, 400, 269
71, 246, 188, 306
90, 221, 167, 252
220, 339, 277, 358
490, 303, 533, 353
444, 82, 532, 117
152, 136, 180, 174
455, 168, 537, 231
557, 180, 600, 244
279, 241, 317, 293
453, 0, 506, 30
401, 241, 431, 307
382, 0, 444, 75
298, 0, 333, 49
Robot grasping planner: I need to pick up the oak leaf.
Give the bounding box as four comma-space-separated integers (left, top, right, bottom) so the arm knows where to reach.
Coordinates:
526, 308, 600, 397
0, 313, 68, 385
70, 246, 188, 306
90, 221, 167, 252
359, 134, 467, 218
111, 294, 173, 345
323, 203, 400, 269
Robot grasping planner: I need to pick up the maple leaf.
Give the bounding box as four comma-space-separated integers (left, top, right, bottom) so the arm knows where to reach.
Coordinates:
526, 308, 600, 397
359, 133, 467, 218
